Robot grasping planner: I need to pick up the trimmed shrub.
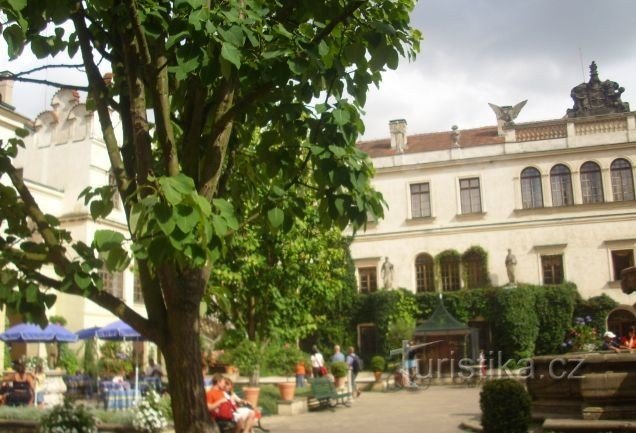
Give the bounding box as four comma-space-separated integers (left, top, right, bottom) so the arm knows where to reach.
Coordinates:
491, 286, 539, 360
370, 355, 386, 372
535, 284, 577, 355
330, 361, 348, 378
480, 379, 531, 433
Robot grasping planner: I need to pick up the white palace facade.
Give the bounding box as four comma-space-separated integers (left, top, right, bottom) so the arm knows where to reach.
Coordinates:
1, 76, 145, 361
351, 62, 636, 331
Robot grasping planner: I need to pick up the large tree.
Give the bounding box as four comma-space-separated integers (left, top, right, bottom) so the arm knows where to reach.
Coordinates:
208, 207, 358, 343
0, 1, 419, 432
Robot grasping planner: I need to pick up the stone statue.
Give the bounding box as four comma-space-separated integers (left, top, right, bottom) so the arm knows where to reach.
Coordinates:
381, 257, 394, 289
566, 61, 630, 118
450, 125, 460, 148
488, 100, 527, 135
505, 249, 517, 285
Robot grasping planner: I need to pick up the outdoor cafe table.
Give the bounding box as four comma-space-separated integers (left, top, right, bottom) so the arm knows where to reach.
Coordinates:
101, 381, 135, 411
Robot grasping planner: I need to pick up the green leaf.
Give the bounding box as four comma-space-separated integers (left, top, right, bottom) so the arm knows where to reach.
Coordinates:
93, 229, 125, 251
211, 215, 228, 237
267, 207, 284, 228
318, 40, 329, 57
3, 25, 25, 59
332, 109, 350, 126
73, 272, 92, 290
221, 42, 241, 69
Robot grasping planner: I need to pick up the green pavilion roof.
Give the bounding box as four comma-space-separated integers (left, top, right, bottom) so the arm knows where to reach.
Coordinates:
414, 296, 469, 333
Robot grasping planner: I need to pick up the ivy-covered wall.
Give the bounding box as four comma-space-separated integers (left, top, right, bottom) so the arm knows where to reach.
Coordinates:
353, 282, 593, 360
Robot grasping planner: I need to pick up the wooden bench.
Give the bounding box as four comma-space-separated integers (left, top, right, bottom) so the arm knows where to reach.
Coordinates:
308, 377, 351, 409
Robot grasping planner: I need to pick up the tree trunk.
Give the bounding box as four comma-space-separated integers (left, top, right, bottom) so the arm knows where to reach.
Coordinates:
162, 293, 216, 433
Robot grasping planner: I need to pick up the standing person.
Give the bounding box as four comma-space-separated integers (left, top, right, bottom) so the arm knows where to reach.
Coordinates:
294, 359, 306, 388
331, 345, 345, 363
310, 346, 325, 377
478, 349, 487, 378
346, 346, 362, 398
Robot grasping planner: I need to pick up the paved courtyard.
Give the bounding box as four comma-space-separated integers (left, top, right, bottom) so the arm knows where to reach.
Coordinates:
261, 385, 482, 433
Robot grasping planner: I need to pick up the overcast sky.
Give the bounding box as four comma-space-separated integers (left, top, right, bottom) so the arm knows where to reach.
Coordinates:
3, 0, 636, 140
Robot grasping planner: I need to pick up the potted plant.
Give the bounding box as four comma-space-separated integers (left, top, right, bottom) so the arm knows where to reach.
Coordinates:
228, 340, 263, 407
371, 355, 386, 382
330, 361, 348, 389
272, 344, 305, 401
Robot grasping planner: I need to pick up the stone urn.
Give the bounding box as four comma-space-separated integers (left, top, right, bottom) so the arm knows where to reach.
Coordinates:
528, 352, 636, 420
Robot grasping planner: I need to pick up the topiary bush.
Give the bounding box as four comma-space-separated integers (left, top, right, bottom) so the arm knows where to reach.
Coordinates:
370, 355, 386, 372
480, 379, 531, 433
330, 361, 348, 378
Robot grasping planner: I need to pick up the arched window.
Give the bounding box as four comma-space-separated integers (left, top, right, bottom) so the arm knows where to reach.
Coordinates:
611, 158, 635, 201
462, 249, 488, 289
580, 161, 604, 204
520, 167, 543, 209
550, 164, 574, 206
415, 253, 435, 293
439, 251, 461, 291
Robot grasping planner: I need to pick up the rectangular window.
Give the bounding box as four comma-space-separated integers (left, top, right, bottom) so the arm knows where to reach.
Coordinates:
612, 249, 634, 281
99, 268, 124, 299
460, 178, 482, 214
541, 255, 564, 285
109, 172, 120, 210
358, 267, 377, 293
133, 274, 143, 304
410, 183, 431, 218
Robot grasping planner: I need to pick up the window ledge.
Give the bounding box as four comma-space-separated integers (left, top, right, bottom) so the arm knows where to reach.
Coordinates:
607, 281, 622, 289
455, 212, 486, 220
406, 216, 436, 225
514, 199, 636, 215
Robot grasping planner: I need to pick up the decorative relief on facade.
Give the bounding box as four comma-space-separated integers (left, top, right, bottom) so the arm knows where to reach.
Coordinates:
574, 118, 628, 136
516, 123, 567, 142
34, 89, 92, 146
566, 61, 630, 118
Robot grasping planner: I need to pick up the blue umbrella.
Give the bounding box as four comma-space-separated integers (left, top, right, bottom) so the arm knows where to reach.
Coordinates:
94, 320, 144, 401
96, 320, 143, 341
0, 322, 78, 343
76, 326, 101, 340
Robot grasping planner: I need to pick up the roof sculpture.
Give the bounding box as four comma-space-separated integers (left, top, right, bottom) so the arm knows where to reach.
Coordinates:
567, 61, 630, 118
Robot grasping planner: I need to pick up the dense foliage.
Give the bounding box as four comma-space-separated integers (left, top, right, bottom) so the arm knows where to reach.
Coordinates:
534, 285, 577, 355
207, 209, 358, 343
480, 379, 531, 433
356, 283, 587, 360
0, 1, 420, 431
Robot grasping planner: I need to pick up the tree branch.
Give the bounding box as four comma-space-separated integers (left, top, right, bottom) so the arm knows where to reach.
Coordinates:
5, 63, 85, 77
3, 160, 157, 341
71, 6, 133, 215
0, 75, 88, 91
313, 1, 364, 45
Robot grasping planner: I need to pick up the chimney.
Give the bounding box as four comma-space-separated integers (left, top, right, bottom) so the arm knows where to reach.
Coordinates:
0, 71, 14, 107
389, 119, 407, 152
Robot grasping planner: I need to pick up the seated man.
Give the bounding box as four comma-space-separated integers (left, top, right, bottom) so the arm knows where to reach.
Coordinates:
601, 331, 621, 352
145, 358, 164, 377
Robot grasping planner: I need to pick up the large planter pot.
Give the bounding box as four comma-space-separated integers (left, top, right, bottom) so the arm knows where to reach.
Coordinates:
278, 382, 296, 401
242, 386, 260, 408
374, 371, 383, 383
334, 376, 346, 389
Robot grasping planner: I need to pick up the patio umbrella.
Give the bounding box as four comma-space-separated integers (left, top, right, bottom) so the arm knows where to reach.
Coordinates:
0, 322, 78, 343
76, 326, 101, 340
96, 320, 143, 341
96, 320, 144, 400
